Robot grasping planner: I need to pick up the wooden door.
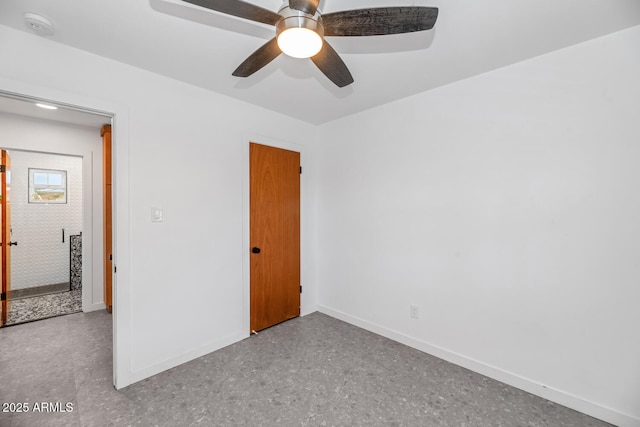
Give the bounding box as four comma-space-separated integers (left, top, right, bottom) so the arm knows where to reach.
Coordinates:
0, 150, 12, 326
250, 143, 300, 332
101, 125, 113, 313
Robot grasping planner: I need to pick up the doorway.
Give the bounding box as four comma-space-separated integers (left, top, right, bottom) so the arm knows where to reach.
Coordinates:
249, 142, 301, 332
0, 92, 112, 325
1, 149, 84, 325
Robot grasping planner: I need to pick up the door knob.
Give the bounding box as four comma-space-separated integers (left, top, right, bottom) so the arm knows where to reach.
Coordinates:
8, 241, 17, 246
252, 247, 261, 254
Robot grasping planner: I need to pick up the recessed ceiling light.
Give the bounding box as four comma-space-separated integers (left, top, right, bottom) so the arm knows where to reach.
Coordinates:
24, 13, 55, 37
36, 103, 58, 110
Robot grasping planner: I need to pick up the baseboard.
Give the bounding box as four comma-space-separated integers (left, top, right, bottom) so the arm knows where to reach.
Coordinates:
120, 311, 316, 389
84, 302, 106, 313
301, 304, 319, 317
318, 305, 639, 427
126, 330, 248, 387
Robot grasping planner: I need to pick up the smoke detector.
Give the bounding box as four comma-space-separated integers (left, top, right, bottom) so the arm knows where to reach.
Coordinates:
24, 13, 55, 36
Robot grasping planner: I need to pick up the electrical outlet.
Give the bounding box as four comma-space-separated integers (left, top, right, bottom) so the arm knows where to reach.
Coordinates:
410, 304, 419, 319
151, 207, 163, 222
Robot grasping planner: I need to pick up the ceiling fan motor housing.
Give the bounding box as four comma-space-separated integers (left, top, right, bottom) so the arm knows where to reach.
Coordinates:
276, 5, 324, 39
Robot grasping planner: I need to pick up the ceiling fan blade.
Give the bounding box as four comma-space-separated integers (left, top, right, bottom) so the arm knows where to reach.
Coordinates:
232, 38, 282, 77
322, 7, 438, 37
310, 41, 354, 88
289, 0, 319, 16
181, 0, 281, 26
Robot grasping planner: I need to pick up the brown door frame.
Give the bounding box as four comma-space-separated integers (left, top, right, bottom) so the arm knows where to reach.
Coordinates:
102, 124, 113, 313
0, 150, 11, 326
243, 138, 304, 335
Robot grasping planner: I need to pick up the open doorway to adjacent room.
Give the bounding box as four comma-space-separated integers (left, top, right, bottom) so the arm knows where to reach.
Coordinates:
0, 148, 85, 325
0, 89, 114, 354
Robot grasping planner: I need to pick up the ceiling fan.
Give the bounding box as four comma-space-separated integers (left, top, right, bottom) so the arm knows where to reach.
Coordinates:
181, 0, 439, 87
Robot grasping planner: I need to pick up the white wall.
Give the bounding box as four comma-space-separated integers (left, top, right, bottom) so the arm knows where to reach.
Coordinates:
8, 150, 83, 290
2, 17, 637, 427
0, 25, 319, 388
316, 26, 640, 427
0, 114, 104, 311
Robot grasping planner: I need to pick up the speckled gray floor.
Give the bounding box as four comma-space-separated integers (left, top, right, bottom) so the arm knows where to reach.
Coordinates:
0, 311, 611, 427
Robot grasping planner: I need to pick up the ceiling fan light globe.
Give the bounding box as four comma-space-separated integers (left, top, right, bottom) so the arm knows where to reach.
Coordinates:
277, 28, 323, 58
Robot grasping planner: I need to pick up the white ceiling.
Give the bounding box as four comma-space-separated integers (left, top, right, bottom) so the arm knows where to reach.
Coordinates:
0, 0, 639, 125
0, 93, 111, 129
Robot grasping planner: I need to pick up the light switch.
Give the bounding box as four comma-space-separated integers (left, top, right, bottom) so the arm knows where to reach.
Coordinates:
151, 207, 163, 222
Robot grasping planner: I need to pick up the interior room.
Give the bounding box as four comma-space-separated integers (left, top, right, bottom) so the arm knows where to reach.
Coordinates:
0, 0, 638, 426
2, 149, 84, 324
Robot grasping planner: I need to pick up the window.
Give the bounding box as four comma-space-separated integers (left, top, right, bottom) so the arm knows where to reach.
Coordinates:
29, 168, 67, 203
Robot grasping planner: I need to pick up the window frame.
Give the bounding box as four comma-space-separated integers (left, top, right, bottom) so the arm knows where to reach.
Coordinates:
28, 168, 68, 204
